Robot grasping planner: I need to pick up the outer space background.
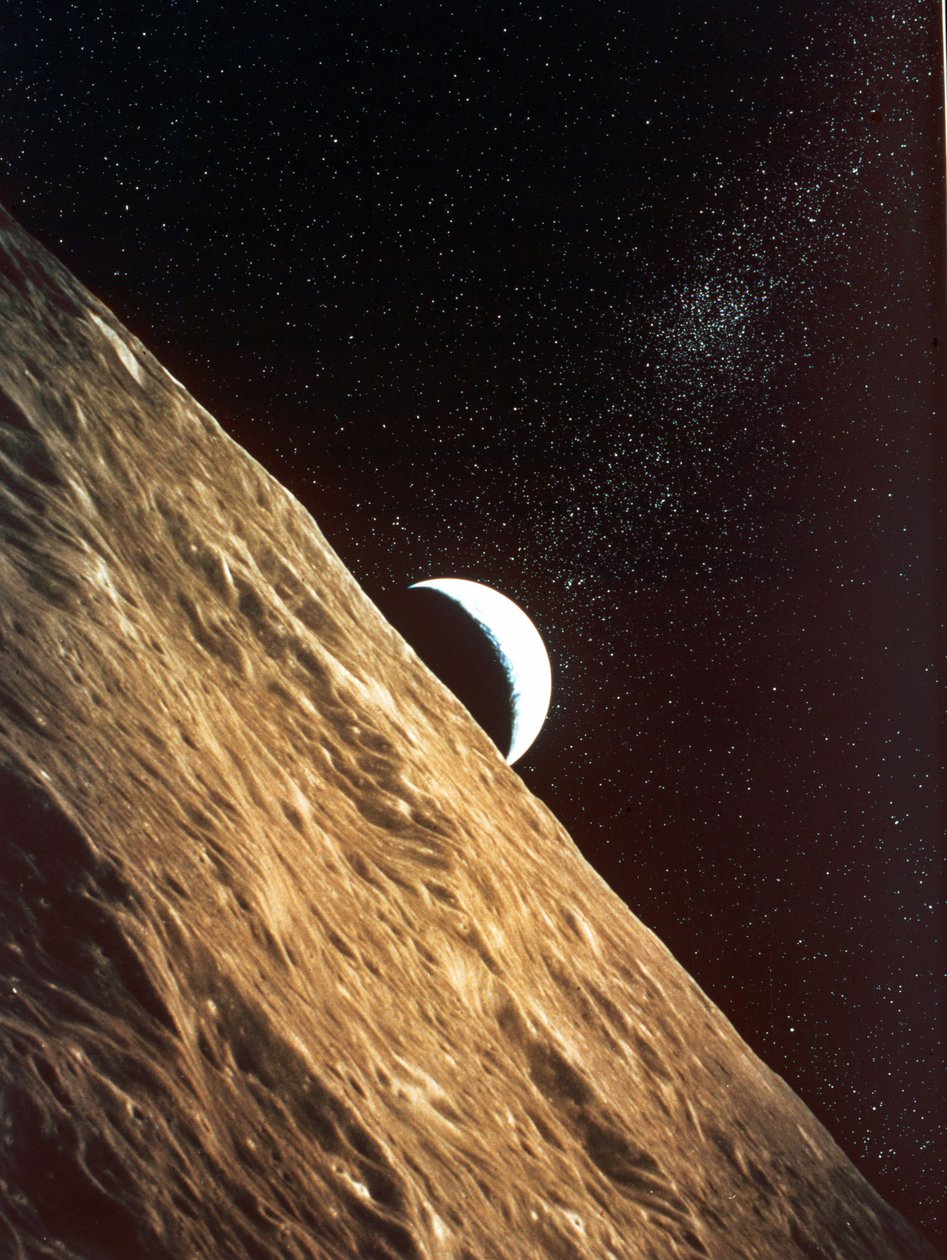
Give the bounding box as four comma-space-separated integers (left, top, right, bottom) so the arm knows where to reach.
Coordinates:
2, 0, 943, 1247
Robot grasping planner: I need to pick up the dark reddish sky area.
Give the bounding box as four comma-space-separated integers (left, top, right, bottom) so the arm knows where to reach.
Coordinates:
2, 0, 943, 1244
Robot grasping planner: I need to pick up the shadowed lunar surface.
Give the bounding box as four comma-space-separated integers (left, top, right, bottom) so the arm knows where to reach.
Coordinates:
0, 206, 937, 1259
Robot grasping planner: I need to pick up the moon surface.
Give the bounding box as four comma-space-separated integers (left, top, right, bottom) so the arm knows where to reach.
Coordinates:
410, 578, 552, 764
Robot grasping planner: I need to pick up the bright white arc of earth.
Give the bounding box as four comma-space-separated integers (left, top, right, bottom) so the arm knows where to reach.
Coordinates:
410, 577, 552, 765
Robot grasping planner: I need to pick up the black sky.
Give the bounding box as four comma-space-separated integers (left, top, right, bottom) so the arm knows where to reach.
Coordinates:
2, 0, 943, 1245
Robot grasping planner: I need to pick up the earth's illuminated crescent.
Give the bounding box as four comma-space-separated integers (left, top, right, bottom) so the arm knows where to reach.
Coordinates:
410, 578, 552, 765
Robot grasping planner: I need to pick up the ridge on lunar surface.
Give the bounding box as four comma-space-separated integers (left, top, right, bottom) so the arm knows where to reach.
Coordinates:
0, 205, 935, 1260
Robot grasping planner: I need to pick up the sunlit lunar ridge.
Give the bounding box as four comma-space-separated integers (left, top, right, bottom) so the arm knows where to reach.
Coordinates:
410, 578, 552, 764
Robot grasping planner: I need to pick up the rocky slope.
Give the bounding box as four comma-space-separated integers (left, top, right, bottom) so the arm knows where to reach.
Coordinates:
0, 206, 935, 1259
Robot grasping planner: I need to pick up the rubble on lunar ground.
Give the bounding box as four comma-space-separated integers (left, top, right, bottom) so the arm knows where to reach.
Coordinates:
0, 206, 936, 1259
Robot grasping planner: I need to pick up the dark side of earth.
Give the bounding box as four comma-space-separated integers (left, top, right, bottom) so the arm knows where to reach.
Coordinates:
379, 586, 515, 764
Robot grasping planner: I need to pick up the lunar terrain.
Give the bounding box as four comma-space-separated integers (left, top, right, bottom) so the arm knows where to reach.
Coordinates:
0, 205, 936, 1259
